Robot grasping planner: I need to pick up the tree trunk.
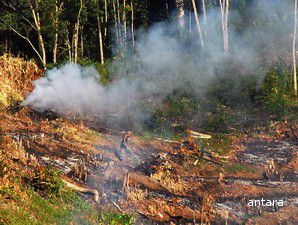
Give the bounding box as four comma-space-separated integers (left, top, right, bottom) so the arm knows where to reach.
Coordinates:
113, 0, 119, 41
202, 0, 207, 36
202, 0, 207, 29
73, 0, 83, 63
294, 0, 297, 96
117, 0, 122, 42
123, 0, 127, 39
175, 0, 185, 28
80, 25, 84, 58
166, 2, 170, 18
131, 1, 135, 47
189, 11, 192, 33
53, 1, 58, 64
97, 16, 104, 64
29, 2, 46, 67
219, 0, 225, 50
219, 0, 229, 51
191, 0, 204, 48
66, 33, 72, 62
104, 0, 108, 37
53, 0, 63, 64
225, 0, 229, 51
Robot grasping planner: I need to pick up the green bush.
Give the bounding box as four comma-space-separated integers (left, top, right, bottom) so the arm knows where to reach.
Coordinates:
47, 58, 112, 86
99, 212, 136, 225
260, 63, 293, 118
201, 103, 234, 133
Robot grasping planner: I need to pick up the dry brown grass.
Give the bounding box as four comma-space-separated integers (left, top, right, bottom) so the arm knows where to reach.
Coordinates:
0, 54, 43, 109
151, 169, 190, 194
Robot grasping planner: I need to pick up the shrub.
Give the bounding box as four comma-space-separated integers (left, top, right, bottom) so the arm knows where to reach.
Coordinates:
99, 212, 136, 225
260, 63, 293, 118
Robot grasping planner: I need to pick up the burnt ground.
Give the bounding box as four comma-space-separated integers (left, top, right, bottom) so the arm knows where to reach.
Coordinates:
1, 107, 297, 224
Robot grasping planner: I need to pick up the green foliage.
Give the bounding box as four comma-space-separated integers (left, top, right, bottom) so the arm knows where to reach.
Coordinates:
0, 186, 99, 225
47, 59, 112, 85
27, 168, 65, 198
148, 93, 199, 135
201, 103, 234, 133
225, 163, 257, 174
200, 134, 232, 156
78, 58, 112, 85
260, 63, 294, 118
0, 164, 135, 225
99, 212, 136, 225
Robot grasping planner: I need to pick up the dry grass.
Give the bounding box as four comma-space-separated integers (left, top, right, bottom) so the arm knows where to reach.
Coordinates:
151, 168, 190, 194
0, 54, 43, 109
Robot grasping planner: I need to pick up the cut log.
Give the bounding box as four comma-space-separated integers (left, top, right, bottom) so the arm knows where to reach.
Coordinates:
61, 176, 100, 202
187, 130, 212, 139
126, 172, 165, 192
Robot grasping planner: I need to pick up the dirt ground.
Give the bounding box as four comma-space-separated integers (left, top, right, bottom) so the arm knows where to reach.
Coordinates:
1, 107, 297, 224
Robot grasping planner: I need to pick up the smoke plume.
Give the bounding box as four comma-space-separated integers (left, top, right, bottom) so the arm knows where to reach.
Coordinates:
23, 0, 294, 128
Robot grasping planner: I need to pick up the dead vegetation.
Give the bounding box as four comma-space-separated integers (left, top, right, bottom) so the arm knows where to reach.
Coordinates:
0, 54, 43, 109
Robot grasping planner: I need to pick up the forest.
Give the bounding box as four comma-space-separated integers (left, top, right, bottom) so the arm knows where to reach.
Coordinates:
0, 0, 297, 224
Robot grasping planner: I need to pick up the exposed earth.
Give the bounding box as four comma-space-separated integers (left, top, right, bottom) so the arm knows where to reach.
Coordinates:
1, 107, 297, 224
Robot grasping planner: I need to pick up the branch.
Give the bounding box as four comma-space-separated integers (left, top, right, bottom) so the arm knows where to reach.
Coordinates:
1, 1, 37, 31
5, 23, 43, 63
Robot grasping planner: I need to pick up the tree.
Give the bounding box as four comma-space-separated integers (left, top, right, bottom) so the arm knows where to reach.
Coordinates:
293, 0, 297, 96
53, 0, 64, 64
219, 0, 229, 51
104, 0, 108, 37
123, 0, 127, 39
131, 0, 135, 47
175, 0, 185, 28
191, 0, 204, 48
73, 0, 83, 63
202, 0, 207, 26
0, 0, 56, 67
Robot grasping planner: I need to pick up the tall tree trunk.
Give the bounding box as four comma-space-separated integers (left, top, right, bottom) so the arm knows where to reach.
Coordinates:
166, 2, 170, 18
131, 1, 135, 47
97, 16, 104, 64
29, 2, 46, 67
175, 0, 185, 28
113, 0, 119, 41
73, 0, 83, 63
202, 0, 207, 31
294, 0, 297, 96
202, 0, 207, 23
117, 0, 122, 43
225, 0, 229, 51
189, 10, 192, 33
219, 0, 229, 51
191, 0, 204, 48
53, 0, 63, 64
123, 0, 127, 39
5, 36, 8, 53
104, 0, 108, 37
66, 33, 72, 62
80, 25, 84, 58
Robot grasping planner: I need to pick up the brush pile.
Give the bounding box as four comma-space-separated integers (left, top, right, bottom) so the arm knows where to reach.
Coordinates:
0, 54, 43, 109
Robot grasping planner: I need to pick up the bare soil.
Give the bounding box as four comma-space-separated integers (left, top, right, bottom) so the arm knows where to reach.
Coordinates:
1, 107, 297, 224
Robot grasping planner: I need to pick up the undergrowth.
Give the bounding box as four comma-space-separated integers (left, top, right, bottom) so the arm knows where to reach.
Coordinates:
0, 54, 43, 110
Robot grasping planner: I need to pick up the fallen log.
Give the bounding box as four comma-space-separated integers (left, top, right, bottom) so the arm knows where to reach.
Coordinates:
126, 172, 165, 192
156, 138, 181, 144
187, 130, 212, 139
61, 176, 100, 202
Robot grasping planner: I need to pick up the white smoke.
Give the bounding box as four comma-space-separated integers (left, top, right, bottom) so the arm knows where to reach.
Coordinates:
23, 0, 294, 128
